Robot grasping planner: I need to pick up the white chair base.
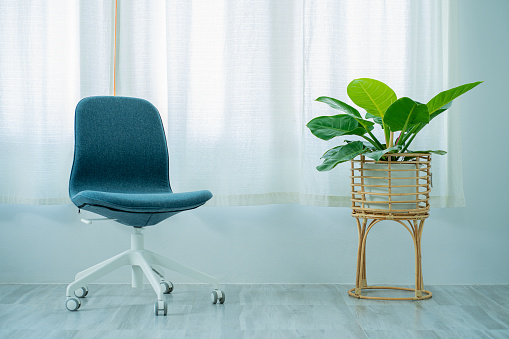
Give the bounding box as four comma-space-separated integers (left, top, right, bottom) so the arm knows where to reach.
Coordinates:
65, 228, 223, 315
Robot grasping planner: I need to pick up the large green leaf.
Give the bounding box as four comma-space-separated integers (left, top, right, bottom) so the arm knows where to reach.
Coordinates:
317, 141, 366, 171
306, 114, 369, 141
354, 118, 375, 131
316, 96, 375, 131
427, 81, 483, 116
346, 78, 397, 118
411, 150, 447, 155
384, 97, 429, 132
365, 112, 383, 125
364, 146, 401, 162
401, 149, 447, 161
344, 139, 378, 149
316, 96, 362, 118
430, 101, 452, 121
321, 146, 342, 159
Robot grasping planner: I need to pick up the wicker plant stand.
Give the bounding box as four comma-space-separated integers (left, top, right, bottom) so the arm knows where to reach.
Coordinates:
348, 153, 432, 300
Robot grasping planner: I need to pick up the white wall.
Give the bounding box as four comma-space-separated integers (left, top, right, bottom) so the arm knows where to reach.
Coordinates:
0, 0, 508, 285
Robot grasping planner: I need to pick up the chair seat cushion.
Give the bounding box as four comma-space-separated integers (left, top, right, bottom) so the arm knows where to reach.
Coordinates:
72, 190, 213, 213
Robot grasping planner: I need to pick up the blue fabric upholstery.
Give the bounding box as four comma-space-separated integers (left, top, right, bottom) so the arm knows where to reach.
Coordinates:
69, 96, 212, 227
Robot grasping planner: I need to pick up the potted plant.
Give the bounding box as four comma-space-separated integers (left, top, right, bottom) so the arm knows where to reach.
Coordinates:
307, 78, 482, 212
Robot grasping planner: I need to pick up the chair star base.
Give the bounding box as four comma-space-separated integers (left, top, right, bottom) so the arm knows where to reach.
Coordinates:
65, 228, 224, 315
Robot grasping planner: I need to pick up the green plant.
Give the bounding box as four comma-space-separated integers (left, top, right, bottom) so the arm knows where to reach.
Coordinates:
306, 78, 482, 171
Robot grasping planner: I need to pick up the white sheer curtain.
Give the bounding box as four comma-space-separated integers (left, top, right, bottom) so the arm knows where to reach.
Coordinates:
0, 1, 79, 204
0, 0, 462, 207
301, 0, 463, 207
0, 1, 115, 204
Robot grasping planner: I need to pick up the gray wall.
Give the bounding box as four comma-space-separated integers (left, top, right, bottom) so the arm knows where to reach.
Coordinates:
0, 0, 508, 285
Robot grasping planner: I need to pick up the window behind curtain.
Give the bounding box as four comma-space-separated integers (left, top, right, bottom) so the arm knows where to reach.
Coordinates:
0, 0, 462, 207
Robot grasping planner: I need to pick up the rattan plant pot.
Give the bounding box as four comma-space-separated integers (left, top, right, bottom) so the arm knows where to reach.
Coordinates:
351, 153, 431, 219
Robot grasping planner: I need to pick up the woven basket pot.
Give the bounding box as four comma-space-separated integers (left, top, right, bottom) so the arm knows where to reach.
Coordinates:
350, 154, 431, 218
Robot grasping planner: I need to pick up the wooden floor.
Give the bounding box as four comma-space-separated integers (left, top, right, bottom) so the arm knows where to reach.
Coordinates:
0, 284, 508, 338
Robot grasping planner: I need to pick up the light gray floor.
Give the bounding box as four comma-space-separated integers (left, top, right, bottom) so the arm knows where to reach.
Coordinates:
0, 284, 508, 338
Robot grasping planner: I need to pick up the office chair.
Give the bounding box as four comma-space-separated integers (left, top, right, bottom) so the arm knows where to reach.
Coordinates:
65, 96, 224, 316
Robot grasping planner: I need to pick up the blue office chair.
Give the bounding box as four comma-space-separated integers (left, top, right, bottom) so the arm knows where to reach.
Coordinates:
65, 96, 224, 316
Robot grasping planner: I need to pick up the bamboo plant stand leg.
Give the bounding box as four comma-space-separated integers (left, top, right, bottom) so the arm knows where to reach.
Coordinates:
348, 217, 432, 301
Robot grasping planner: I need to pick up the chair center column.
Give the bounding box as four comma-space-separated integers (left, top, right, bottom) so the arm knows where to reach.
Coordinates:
131, 228, 145, 287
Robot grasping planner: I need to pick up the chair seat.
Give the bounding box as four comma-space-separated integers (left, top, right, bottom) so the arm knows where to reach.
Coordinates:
72, 190, 213, 213
71, 189, 213, 227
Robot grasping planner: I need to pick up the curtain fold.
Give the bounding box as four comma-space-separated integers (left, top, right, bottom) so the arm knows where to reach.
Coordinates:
0, 1, 81, 204
0, 0, 463, 207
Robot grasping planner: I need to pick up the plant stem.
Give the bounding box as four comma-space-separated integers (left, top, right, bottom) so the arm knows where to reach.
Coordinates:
402, 125, 418, 143
400, 132, 418, 153
361, 135, 378, 148
389, 131, 394, 148
401, 123, 426, 152
397, 130, 410, 147
384, 124, 391, 149
395, 132, 402, 146
398, 124, 420, 148
366, 130, 384, 150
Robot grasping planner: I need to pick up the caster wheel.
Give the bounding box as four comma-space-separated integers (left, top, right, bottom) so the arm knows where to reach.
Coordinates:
66, 297, 81, 311
74, 286, 89, 298
161, 281, 173, 294
211, 290, 225, 304
154, 300, 167, 316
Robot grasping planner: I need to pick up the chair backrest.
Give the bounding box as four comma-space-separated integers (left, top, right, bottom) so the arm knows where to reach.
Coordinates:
70, 96, 171, 197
